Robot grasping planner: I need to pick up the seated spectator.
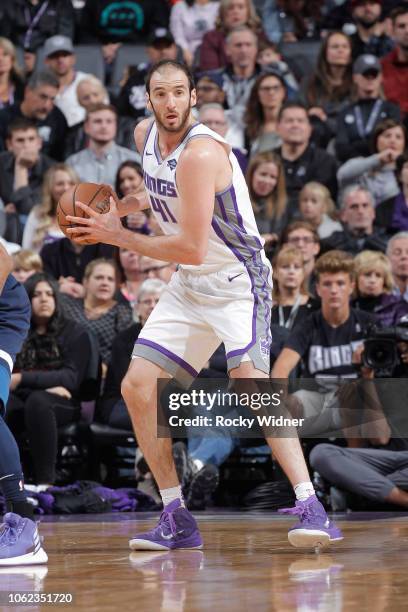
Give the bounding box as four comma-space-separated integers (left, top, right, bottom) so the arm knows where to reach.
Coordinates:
271, 251, 378, 440
0, 70, 68, 161
262, 0, 324, 45
0, 119, 54, 242
244, 71, 287, 156
300, 31, 353, 147
12, 249, 43, 283
256, 39, 299, 94
349, 0, 394, 59
271, 244, 319, 331
322, 185, 388, 255
275, 103, 338, 214
195, 72, 226, 109
0, 1, 75, 76
116, 248, 142, 307
100, 278, 166, 428
40, 239, 115, 297
337, 118, 406, 206
116, 29, 179, 122
65, 103, 140, 187
6, 272, 90, 488
65, 76, 136, 156
44, 35, 91, 128
299, 182, 342, 239
214, 25, 261, 124
199, 0, 262, 71
336, 54, 401, 163
310, 440, 408, 510
22, 163, 78, 252
280, 221, 321, 290
387, 231, 408, 301
198, 103, 246, 168
0, 37, 25, 109
381, 6, 408, 117
139, 255, 177, 283
170, 0, 220, 67
246, 151, 288, 253
376, 152, 408, 234
353, 249, 408, 325
79, 0, 170, 69
115, 161, 150, 235
62, 258, 133, 369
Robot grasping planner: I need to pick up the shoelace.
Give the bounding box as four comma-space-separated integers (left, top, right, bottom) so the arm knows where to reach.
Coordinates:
0, 521, 17, 545
157, 509, 178, 537
278, 502, 312, 519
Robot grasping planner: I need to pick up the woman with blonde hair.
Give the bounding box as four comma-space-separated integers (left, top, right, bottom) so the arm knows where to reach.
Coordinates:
246, 151, 288, 251
299, 181, 342, 239
0, 37, 24, 109
22, 164, 78, 252
353, 250, 408, 326
270, 245, 319, 363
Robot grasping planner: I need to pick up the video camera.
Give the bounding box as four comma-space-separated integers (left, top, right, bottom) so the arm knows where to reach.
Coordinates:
363, 320, 408, 376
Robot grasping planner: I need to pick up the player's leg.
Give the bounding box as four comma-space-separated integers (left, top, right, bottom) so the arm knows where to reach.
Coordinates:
0, 365, 48, 565
123, 273, 219, 551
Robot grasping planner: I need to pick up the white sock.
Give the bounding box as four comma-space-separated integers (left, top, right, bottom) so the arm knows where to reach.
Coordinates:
294, 481, 315, 502
160, 485, 185, 508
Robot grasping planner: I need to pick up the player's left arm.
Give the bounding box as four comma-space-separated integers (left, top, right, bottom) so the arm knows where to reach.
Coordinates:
67, 139, 222, 265
0, 242, 13, 293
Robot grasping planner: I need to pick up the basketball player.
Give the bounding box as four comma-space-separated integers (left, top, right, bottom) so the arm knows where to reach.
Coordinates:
67, 60, 342, 550
0, 242, 48, 565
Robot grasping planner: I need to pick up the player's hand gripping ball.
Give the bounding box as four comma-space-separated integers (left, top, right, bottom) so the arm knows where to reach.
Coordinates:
57, 183, 119, 245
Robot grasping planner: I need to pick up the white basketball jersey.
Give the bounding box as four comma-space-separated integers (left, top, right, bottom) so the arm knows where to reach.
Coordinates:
142, 121, 264, 272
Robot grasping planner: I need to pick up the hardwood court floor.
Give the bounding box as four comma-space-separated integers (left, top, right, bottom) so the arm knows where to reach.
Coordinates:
1, 511, 408, 612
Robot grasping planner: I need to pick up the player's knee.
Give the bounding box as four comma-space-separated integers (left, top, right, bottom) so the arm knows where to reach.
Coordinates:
309, 443, 338, 471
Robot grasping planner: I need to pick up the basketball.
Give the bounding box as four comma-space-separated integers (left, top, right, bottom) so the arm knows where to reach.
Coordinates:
57, 182, 118, 244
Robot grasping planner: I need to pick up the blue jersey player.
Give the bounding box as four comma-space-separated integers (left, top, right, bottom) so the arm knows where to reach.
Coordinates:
0, 243, 47, 565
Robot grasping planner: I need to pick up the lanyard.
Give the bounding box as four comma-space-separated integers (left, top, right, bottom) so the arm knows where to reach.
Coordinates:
278, 294, 302, 330
24, 1, 50, 50
354, 99, 383, 139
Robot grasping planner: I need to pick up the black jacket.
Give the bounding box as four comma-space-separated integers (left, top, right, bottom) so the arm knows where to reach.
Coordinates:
276, 144, 338, 214
78, 0, 169, 44
0, 151, 54, 215
0, 0, 75, 52
321, 226, 388, 255
0, 103, 68, 161
375, 195, 401, 236
40, 239, 115, 282
336, 98, 400, 163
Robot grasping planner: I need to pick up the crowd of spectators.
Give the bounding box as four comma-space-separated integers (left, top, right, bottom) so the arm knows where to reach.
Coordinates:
2, 0, 408, 511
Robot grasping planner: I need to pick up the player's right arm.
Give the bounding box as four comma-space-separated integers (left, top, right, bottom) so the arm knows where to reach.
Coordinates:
116, 119, 153, 218
0, 242, 13, 293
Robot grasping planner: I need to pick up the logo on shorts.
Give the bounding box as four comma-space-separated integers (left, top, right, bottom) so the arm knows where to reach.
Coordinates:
259, 334, 271, 363
167, 159, 177, 171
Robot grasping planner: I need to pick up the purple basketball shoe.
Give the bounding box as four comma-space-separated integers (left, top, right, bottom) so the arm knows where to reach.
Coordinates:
129, 499, 203, 551
0, 513, 48, 566
279, 495, 343, 548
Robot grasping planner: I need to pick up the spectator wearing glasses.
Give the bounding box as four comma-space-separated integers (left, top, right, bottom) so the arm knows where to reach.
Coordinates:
336, 54, 400, 163
321, 185, 388, 255
281, 221, 321, 290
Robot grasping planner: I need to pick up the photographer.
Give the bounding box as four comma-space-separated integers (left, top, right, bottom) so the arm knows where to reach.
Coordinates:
272, 250, 388, 442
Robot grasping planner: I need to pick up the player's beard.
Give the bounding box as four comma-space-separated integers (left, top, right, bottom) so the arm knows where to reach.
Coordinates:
150, 100, 192, 134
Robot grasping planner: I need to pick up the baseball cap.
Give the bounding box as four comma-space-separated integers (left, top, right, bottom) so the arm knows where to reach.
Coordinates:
353, 54, 381, 75
43, 35, 74, 58
147, 28, 175, 47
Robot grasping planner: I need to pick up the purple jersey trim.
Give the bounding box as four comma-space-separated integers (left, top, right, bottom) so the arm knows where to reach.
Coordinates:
135, 338, 198, 378
142, 121, 155, 159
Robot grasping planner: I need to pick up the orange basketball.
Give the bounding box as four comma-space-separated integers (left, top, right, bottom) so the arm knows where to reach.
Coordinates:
57, 183, 118, 245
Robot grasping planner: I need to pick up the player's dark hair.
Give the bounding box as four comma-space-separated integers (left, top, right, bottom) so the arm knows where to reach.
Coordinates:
277, 101, 309, 123
315, 250, 355, 282
390, 6, 408, 24
6, 117, 38, 139
145, 60, 195, 95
